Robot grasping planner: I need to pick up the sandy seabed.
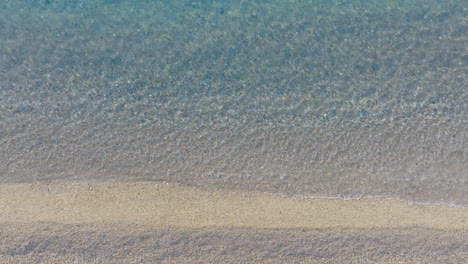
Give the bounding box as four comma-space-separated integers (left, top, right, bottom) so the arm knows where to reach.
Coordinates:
0, 180, 467, 263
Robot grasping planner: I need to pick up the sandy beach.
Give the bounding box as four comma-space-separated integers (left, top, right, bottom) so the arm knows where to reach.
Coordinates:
1, 0, 467, 263
1, 180, 467, 263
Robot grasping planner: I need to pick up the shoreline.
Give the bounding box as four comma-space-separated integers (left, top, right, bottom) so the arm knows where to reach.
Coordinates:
1, 179, 467, 263
1, 180, 467, 229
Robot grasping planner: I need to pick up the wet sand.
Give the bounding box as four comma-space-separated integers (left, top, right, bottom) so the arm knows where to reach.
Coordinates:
1, 180, 467, 263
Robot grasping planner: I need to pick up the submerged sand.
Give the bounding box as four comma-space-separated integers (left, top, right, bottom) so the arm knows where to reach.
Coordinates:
1, 180, 467, 263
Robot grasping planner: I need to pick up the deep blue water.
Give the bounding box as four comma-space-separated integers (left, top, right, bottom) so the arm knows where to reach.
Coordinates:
0, 0, 466, 206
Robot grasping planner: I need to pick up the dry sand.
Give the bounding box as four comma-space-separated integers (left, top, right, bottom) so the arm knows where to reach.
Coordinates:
1, 180, 467, 263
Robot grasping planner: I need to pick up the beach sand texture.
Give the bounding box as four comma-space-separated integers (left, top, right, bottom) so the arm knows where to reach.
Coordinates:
1, 0, 467, 263
1, 180, 467, 263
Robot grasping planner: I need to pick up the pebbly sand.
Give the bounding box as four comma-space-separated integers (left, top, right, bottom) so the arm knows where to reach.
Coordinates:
0, 180, 467, 263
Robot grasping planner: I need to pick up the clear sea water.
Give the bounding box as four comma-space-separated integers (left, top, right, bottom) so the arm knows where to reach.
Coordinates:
0, 0, 466, 206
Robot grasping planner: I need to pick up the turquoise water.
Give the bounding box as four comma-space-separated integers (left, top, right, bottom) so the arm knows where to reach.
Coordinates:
0, 0, 466, 206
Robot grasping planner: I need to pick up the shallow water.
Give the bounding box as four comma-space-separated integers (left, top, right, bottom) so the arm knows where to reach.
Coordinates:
0, 0, 466, 206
